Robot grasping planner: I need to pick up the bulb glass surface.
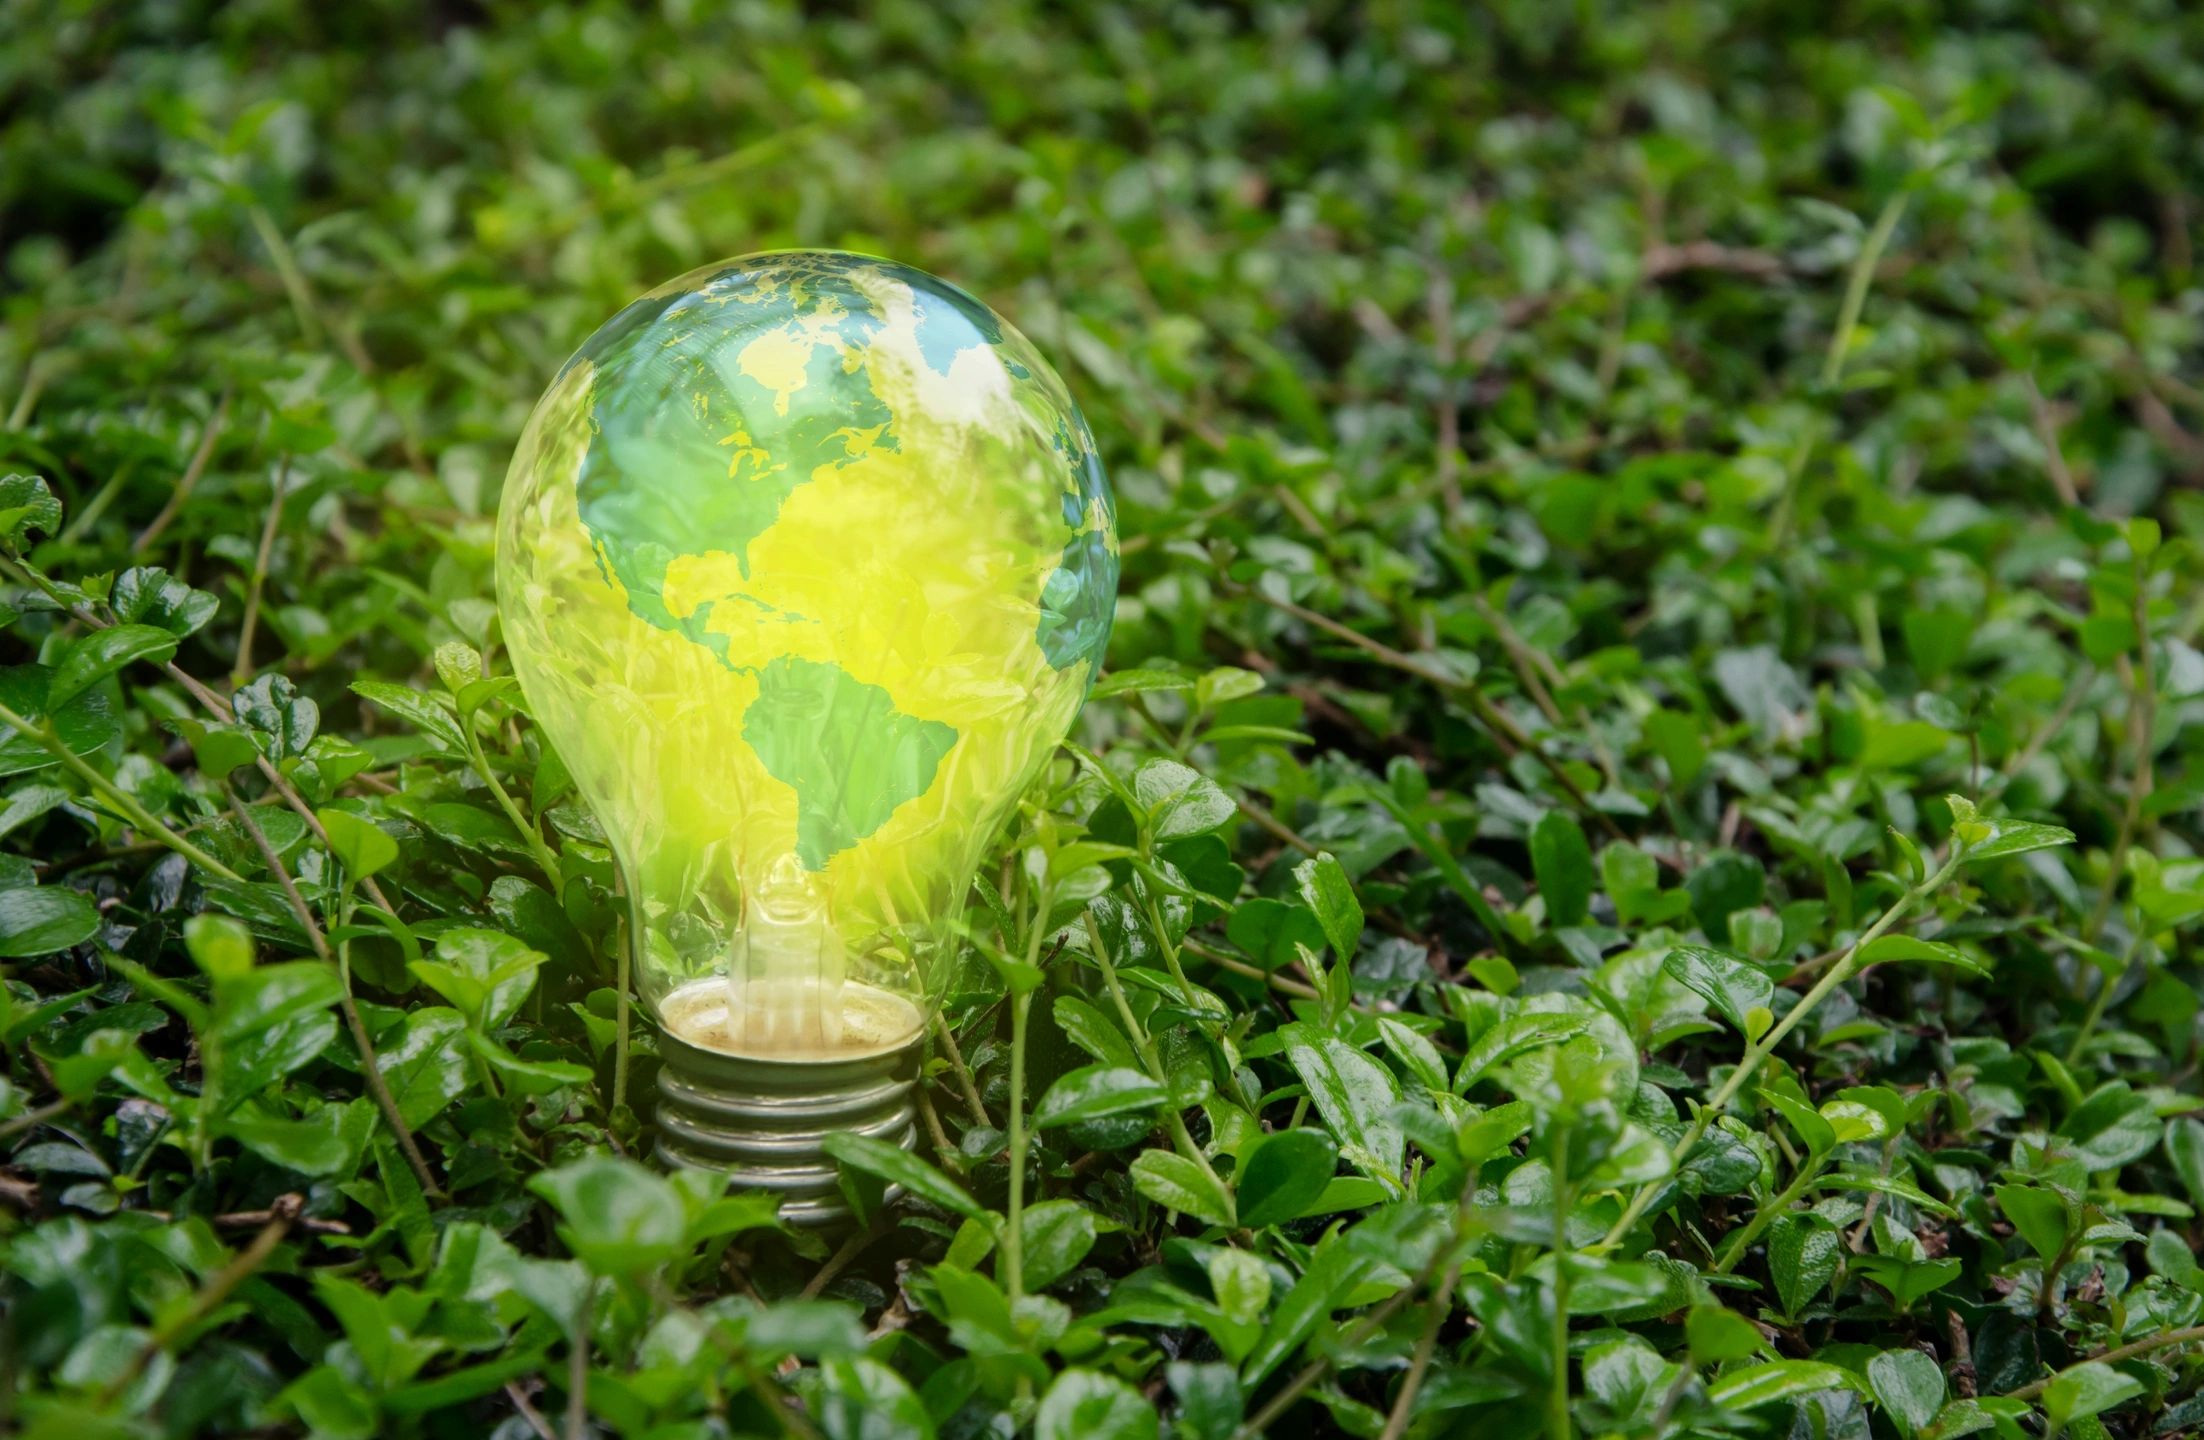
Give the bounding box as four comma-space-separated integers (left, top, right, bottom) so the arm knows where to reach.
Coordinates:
497, 252, 1114, 1062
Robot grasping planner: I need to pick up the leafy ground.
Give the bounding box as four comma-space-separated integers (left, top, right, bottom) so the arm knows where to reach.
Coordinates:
7, 2, 2204, 1437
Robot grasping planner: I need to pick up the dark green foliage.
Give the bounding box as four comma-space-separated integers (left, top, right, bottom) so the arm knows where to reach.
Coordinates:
5, 2, 2204, 1438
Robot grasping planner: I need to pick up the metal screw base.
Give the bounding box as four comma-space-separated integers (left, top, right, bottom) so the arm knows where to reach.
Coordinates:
651, 1021, 921, 1227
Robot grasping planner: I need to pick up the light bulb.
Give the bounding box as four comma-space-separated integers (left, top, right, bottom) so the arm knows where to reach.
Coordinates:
496, 251, 1115, 1220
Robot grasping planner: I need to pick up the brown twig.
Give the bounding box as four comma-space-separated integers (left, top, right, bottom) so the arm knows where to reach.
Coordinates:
232, 456, 289, 688
100, 1194, 300, 1407
134, 389, 231, 554
931, 1013, 990, 1128
505, 1381, 560, 1440
800, 1218, 887, 1301
2022, 373, 2082, 506
1429, 266, 1462, 514
1245, 585, 1625, 842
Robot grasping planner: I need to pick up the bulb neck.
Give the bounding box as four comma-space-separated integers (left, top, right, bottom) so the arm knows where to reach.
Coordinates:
652, 1015, 921, 1227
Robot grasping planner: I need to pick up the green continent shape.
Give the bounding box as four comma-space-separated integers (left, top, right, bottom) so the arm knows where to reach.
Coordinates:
742, 656, 958, 869
570, 257, 898, 651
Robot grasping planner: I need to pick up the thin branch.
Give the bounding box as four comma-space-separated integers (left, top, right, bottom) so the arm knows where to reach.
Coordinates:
0, 698, 242, 881
100, 1194, 299, 1407
226, 791, 443, 1199
1823, 192, 1910, 388
2003, 1324, 2204, 1403
1246, 585, 1625, 842
2022, 373, 2081, 506
931, 1013, 990, 1128
800, 1218, 886, 1301
505, 1381, 560, 1440
134, 389, 232, 554
232, 456, 289, 688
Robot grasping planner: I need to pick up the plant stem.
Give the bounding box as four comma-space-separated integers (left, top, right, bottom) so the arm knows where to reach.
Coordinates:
1379, 1264, 1456, 1440
231, 456, 288, 688
1083, 910, 1226, 1190
1822, 190, 1910, 388
1713, 1157, 1824, 1274
226, 790, 444, 1199
467, 726, 563, 892
1600, 846, 1967, 1251
1004, 987, 1032, 1300
2004, 1324, 2204, 1402
1140, 886, 1205, 1011
133, 387, 230, 555
100, 1194, 299, 1409
2085, 577, 2158, 944
1549, 1126, 1573, 1440
0, 699, 242, 881
931, 1013, 990, 1128
1245, 586, 1622, 842
0, 553, 405, 921
565, 1278, 593, 1440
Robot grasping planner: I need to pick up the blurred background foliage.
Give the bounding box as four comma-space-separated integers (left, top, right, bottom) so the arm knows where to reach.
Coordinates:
6, 2, 2204, 1438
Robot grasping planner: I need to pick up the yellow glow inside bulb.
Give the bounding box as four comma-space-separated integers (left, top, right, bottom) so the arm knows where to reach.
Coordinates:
495, 251, 1115, 1061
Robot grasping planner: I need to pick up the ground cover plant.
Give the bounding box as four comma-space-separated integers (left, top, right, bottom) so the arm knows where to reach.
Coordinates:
6, 1, 2204, 1436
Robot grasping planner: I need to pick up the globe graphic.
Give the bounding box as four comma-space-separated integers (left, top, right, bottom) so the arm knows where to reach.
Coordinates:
497, 251, 1117, 1007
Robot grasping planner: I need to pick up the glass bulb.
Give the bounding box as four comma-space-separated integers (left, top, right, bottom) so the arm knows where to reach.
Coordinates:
495, 251, 1113, 1204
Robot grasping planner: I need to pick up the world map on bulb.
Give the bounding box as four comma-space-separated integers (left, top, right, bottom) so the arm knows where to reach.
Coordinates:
498, 250, 1116, 1000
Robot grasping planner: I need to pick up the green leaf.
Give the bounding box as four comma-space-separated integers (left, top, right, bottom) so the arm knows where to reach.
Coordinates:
1709, 1360, 1864, 1409
1292, 850, 1364, 959
408, 927, 545, 1030
166, 716, 261, 780
1235, 1129, 1338, 1228
2058, 1082, 2159, 1170
1016, 1200, 1097, 1291
1134, 759, 1236, 840
1993, 1184, 2070, 1264
1052, 995, 1138, 1069
0, 885, 100, 957
1376, 1017, 1446, 1092
1644, 709, 1707, 788
217, 1104, 362, 1177
318, 808, 399, 880
213, 961, 342, 1045
111, 567, 219, 637
1961, 819, 2075, 863
1128, 1150, 1234, 1227
1036, 1369, 1159, 1440
0, 474, 63, 547
1090, 668, 1195, 699
2166, 1118, 2204, 1208
183, 913, 255, 980
1224, 897, 1327, 972
528, 1153, 687, 1273
1857, 934, 1988, 975
1759, 1089, 1837, 1157
1767, 1213, 1839, 1316
234, 674, 320, 759
376, 1008, 471, 1130
0, 665, 119, 778
351, 679, 465, 752
48, 625, 178, 707
1035, 1065, 1167, 1128
1279, 1022, 1403, 1179
1868, 1349, 1946, 1439
1530, 810, 1593, 927
1663, 946, 1775, 1034
1686, 1304, 1765, 1364
1454, 1011, 1588, 1092
2041, 1362, 2144, 1431
822, 1131, 990, 1225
